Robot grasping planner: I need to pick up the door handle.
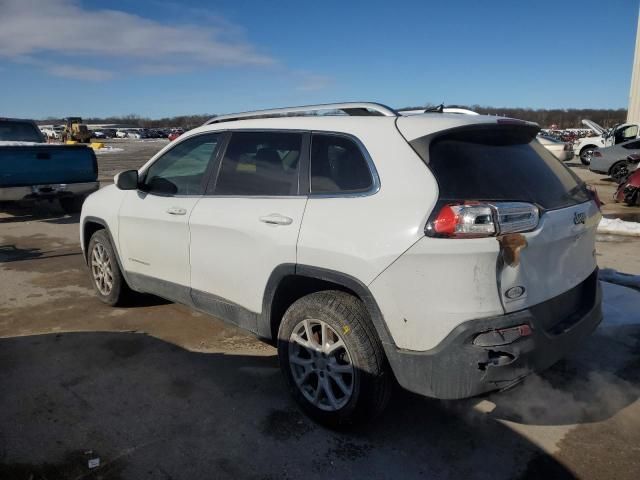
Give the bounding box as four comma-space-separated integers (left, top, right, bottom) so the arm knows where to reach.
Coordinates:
259, 213, 293, 225
166, 207, 187, 216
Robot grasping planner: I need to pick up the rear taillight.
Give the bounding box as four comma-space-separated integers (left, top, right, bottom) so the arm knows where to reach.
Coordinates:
427, 202, 539, 238
586, 185, 602, 210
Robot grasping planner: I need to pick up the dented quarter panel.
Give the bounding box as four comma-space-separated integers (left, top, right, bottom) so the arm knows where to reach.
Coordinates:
369, 236, 504, 351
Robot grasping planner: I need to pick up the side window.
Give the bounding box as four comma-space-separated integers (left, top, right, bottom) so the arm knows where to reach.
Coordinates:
622, 140, 640, 149
142, 133, 221, 195
310, 134, 373, 194
214, 131, 301, 196
615, 125, 639, 144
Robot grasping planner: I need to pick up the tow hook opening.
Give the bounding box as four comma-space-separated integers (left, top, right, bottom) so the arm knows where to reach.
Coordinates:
478, 350, 516, 371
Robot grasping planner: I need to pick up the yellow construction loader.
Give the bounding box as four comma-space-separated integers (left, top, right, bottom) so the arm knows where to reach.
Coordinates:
61, 117, 92, 143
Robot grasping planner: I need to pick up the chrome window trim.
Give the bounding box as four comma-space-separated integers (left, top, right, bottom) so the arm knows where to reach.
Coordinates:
137, 128, 380, 200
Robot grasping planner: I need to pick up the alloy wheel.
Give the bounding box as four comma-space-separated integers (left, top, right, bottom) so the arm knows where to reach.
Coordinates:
288, 319, 355, 411
91, 242, 113, 296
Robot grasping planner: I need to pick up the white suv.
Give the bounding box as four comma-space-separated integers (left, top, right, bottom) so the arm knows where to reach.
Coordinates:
80, 102, 603, 426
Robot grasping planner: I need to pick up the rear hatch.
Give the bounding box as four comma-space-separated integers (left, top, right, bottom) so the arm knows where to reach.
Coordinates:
403, 120, 600, 314
0, 145, 97, 187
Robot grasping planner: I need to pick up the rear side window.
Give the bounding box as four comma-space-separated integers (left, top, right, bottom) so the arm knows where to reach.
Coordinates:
310, 134, 373, 194
214, 131, 302, 196
0, 121, 43, 142
414, 126, 589, 210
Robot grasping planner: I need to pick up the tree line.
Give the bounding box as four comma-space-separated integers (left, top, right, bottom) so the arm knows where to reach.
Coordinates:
39, 107, 628, 130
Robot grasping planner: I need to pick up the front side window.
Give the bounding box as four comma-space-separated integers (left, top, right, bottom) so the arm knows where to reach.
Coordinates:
142, 133, 221, 195
310, 134, 373, 194
214, 131, 302, 196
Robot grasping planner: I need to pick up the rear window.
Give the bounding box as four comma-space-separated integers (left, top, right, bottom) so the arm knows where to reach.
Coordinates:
0, 121, 44, 142
413, 126, 589, 210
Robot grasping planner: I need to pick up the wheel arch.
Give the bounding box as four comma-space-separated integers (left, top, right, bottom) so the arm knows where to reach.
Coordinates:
580, 144, 598, 154
82, 216, 108, 262
608, 159, 628, 175
82, 216, 133, 288
261, 264, 395, 348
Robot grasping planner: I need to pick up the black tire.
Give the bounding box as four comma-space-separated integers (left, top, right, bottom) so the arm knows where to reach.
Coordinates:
277, 290, 392, 428
580, 145, 597, 165
87, 229, 131, 306
59, 196, 85, 214
610, 161, 630, 184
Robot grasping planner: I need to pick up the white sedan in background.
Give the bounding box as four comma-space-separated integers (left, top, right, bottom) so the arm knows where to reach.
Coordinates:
537, 135, 574, 161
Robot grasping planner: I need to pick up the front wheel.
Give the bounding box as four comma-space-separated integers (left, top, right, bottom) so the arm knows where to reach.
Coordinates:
87, 230, 131, 306
277, 290, 392, 428
580, 146, 597, 165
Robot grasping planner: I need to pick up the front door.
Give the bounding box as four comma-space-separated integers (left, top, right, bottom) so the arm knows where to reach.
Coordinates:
118, 133, 223, 301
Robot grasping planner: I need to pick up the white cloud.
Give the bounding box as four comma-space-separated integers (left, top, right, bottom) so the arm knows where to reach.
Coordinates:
47, 64, 114, 81
0, 0, 274, 80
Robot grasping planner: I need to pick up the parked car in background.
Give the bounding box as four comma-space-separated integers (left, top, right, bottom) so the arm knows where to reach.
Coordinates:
167, 130, 183, 141
537, 135, 574, 161
116, 129, 129, 138
101, 128, 117, 139
614, 154, 640, 205
91, 130, 107, 139
127, 130, 143, 139
574, 119, 640, 165
0, 118, 98, 213
81, 102, 602, 426
589, 137, 640, 182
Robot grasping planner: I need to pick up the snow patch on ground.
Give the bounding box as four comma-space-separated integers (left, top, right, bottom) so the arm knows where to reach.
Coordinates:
597, 217, 640, 237
94, 146, 124, 154
0, 141, 45, 146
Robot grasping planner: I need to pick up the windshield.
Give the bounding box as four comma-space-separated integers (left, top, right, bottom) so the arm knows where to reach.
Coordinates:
413, 125, 589, 210
0, 121, 44, 142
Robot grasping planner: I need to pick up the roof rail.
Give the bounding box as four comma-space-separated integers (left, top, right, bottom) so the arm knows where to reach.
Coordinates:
203, 102, 398, 125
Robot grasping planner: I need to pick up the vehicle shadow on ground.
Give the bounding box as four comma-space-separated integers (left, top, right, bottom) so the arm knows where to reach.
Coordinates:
0, 201, 79, 224
0, 331, 575, 480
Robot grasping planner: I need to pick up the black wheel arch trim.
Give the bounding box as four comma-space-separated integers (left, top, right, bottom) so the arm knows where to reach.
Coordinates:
260, 264, 395, 348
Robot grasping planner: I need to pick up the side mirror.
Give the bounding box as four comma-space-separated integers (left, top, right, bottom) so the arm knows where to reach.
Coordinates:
115, 170, 139, 190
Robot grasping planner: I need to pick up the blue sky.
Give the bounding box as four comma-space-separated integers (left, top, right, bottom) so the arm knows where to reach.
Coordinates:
0, 0, 638, 118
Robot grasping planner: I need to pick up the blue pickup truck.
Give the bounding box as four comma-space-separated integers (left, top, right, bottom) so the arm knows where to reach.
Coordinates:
0, 118, 99, 213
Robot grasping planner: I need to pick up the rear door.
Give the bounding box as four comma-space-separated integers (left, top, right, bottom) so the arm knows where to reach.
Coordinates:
413, 124, 600, 313
188, 131, 308, 330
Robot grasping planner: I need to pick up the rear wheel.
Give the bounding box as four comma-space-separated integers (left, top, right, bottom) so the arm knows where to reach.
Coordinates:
610, 161, 630, 184
277, 290, 392, 428
580, 145, 597, 165
88, 230, 131, 306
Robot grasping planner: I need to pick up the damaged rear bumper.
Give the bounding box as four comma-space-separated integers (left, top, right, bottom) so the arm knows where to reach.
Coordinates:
386, 270, 602, 399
